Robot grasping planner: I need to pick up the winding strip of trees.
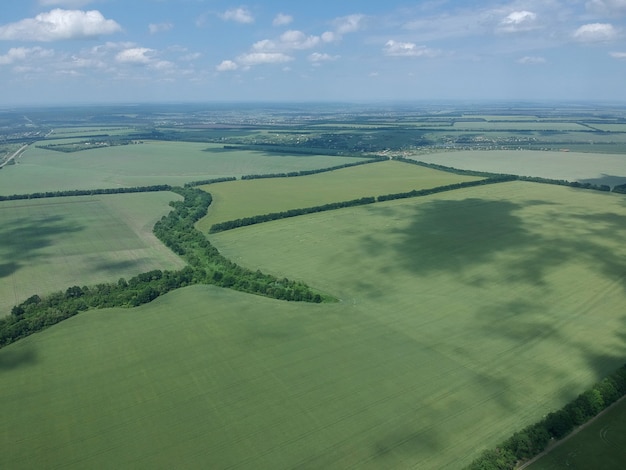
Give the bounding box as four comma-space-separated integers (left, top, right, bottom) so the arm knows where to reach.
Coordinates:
240, 156, 386, 180
465, 364, 626, 469
0, 185, 329, 349
0, 185, 172, 201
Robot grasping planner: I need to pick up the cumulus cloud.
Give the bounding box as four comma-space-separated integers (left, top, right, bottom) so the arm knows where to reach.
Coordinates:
278, 30, 320, 50
0, 9, 121, 41
273, 13, 293, 27
116, 47, 154, 64
216, 59, 238, 71
220, 7, 254, 24
574, 23, 617, 42
237, 52, 293, 66
499, 10, 538, 33
149, 23, 173, 34
383, 40, 439, 58
517, 56, 546, 64
609, 51, 626, 58
308, 52, 339, 63
0, 47, 54, 65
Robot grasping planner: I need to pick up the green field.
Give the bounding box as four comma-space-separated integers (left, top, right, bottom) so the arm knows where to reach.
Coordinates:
452, 121, 586, 131
0, 192, 185, 314
414, 150, 626, 186
528, 397, 626, 469
0, 141, 365, 195
197, 160, 481, 230
2, 181, 625, 468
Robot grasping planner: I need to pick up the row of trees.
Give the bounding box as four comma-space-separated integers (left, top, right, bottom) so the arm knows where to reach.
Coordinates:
396, 157, 616, 192
240, 156, 386, 180
0, 185, 171, 201
209, 196, 377, 233
466, 364, 626, 469
0, 185, 328, 350
209, 177, 514, 233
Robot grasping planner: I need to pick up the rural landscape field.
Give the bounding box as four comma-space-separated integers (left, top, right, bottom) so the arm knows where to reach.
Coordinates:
1, 103, 626, 469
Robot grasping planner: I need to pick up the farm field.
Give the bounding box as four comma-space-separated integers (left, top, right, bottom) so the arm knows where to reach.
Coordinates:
1, 181, 625, 468
452, 121, 587, 131
0, 192, 185, 314
413, 150, 626, 186
197, 160, 481, 230
0, 141, 364, 195
528, 397, 626, 470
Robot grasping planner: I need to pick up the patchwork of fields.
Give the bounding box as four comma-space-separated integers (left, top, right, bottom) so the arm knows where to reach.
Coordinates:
0, 192, 185, 314
2, 175, 625, 468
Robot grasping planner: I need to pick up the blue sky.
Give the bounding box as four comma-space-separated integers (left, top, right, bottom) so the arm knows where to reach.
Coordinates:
1, 0, 625, 105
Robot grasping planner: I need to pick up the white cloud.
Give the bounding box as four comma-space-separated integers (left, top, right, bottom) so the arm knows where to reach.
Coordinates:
0, 47, 54, 65
333, 14, 365, 35
116, 47, 154, 64
517, 56, 546, 64
573, 23, 617, 42
273, 13, 293, 27
499, 11, 538, 33
279, 30, 320, 50
181, 52, 201, 61
237, 52, 293, 66
383, 40, 439, 58
216, 59, 238, 71
308, 52, 339, 63
609, 51, 626, 58
220, 7, 254, 24
321, 31, 336, 43
149, 23, 173, 34
0, 9, 121, 42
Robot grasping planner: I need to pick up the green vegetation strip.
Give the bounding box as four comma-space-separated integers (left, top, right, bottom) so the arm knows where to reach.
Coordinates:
0, 186, 329, 349
465, 364, 626, 470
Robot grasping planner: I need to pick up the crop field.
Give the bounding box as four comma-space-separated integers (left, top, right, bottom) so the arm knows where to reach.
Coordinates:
206, 181, 626, 467
0, 192, 185, 314
0, 141, 364, 195
528, 397, 626, 469
413, 150, 626, 186
452, 121, 587, 131
1, 181, 625, 468
197, 160, 481, 230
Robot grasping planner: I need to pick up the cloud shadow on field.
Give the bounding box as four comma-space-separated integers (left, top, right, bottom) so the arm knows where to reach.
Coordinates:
578, 174, 626, 189
364, 197, 626, 290
0, 345, 38, 372
0, 215, 83, 279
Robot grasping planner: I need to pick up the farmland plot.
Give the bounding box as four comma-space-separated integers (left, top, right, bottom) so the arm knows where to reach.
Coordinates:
0, 192, 185, 314
0, 141, 364, 195
197, 160, 481, 231
413, 150, 626, 186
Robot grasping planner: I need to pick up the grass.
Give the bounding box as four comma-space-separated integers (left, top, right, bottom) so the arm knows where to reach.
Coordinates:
0, 192, 185, 314
0, 141, 365, 195
527, 397, 626, 469
2, 181, 625, 468
452, 121, 587, 131
196, 160, 482, 231
412, 150, 626, 186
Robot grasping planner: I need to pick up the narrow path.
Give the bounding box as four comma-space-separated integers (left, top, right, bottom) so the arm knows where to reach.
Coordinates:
0, 144, 29, 168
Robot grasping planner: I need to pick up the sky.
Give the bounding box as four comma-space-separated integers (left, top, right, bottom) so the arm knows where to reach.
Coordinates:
1, 0, 626, 105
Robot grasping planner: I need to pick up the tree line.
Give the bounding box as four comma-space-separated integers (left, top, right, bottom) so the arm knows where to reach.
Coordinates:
466, 364, 626, 469
0, 185, 329, 350
395, 157, 616, 192
240, 156, 386, 180
209, 177, 515, 233
0, 185, 171, 201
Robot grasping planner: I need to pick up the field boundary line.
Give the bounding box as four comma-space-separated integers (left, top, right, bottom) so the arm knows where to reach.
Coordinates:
516, 394, 626, 469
